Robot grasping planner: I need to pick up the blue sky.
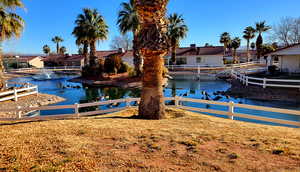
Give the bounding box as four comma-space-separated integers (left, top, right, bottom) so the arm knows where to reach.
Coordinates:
3, 0, 300, 54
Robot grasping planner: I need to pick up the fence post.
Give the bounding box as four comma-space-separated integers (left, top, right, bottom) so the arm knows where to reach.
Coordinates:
263, 78, 267, 88
75, 103, 80, 118
246, 76, 249, 86
14, 88, 18, 101
17, 106, 22, 119
197, 65, 200, 75
175, 96, 179, 107
228, 101, 234, 120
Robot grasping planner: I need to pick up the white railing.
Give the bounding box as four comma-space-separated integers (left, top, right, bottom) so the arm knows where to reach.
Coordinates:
166, 61, 265, 71
0, 97, 299, 128
0, 82, 38, 102
232, 70, 300, 89
7, 66, 82, 73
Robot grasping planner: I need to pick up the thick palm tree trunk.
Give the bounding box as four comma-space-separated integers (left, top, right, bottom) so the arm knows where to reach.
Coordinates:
89, 41, 96, 66
56, 43, 59, 54
83, 41, 89, 66
133, 32, 143, 76
0, 53, 5, 91
246, 40, 250, 62
171, 39, 177, 65
135, 0, 169, 120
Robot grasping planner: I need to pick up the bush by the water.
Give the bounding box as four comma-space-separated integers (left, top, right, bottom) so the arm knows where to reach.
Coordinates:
104, 55, 132, 74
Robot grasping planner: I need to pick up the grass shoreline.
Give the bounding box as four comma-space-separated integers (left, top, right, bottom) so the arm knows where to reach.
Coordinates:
0, 108, 299, 171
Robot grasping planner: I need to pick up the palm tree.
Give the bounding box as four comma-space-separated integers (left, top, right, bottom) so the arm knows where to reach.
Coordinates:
117, 0, 142, 76
59, 46, 67, 55
74, 8, 108, 66
243, 26, 256, 62
0, 0, 24, 90
52, 36, 63, 54
219, 32, 231, 57
135, 0, 170, 119
168, 13, 188, 65
231, 37, 241, 63
43, 45, 51, 55
255, 21, 271, 60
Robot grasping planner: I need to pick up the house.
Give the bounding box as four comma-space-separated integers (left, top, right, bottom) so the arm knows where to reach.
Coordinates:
96, 44, 225, 67
267, 43, 300, 73
43, 54, 85, 67
165, 44, 224, 66
4, 55, 45, 68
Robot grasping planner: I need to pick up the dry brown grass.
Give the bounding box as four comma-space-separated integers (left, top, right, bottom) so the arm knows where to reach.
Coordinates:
0, 108, 299, 172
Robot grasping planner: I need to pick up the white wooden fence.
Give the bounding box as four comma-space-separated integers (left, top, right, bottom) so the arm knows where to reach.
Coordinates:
0, 82, 38, 102
232, 70, 300, 89
7, 66, 82, 73
0, 97, 299, 127
166, 61, 265, 71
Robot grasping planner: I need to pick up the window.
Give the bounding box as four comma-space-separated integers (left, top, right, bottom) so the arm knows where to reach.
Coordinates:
196, 57, 202, 63
176, 57, 187, 65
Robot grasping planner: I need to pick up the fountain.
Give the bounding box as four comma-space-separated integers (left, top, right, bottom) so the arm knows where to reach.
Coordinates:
32, 69, 61, 80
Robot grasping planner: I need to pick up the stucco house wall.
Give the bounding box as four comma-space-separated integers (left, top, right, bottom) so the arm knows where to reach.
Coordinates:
279, 55, 300, 73
29, 57, 44, 68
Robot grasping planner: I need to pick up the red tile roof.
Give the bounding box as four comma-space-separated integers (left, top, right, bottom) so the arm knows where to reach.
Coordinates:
16, 56, 42, 62
43, 54, 84, 62
96, 46, 225, 59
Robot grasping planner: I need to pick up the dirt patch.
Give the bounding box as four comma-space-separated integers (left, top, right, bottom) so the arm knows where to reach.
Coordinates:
0, 93, 65, 118
0, 108, 299, 171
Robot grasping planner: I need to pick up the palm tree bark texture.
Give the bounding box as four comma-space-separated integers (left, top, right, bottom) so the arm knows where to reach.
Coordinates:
135, 0, 170, 119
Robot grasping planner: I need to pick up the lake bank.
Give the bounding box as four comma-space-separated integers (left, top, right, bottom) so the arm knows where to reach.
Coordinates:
226, 79, 300, 103
0, 93, 65, 118
0, 108, 299, 171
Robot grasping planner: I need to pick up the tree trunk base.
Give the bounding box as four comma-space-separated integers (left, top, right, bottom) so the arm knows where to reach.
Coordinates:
138, 87, 165, 120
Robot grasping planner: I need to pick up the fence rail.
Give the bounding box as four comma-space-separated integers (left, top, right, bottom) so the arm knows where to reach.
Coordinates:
0, 82, 38, 102
0, 97, 299, 128
7, 66, 82, 73
232, 70, 300, 89
166, 61, 265, 71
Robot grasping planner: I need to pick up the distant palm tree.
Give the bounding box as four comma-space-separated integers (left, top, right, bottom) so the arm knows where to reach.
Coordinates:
43, 45, 51, 55
117, 0, 141, 75
219, 32, 231, 57
52, 36, 64, 54
168, 13, 188, 65
74, 8, 108, 66
243, 26, 256, 62
59, 46, 67, 55
231, 37, 241, 63
255, 21, 271, 60
251, 42, 256, 51
0, 0, 24, 90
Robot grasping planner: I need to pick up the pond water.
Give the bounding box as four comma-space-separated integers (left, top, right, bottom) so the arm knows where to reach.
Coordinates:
9, 74, 300, 128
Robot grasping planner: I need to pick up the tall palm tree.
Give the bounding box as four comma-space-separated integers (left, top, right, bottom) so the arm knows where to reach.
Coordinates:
243, 26, 256, 62
0, 0, 24, 90
168, 13, 188, 65
231, 37, 241, 63
117, 0, 142, 76
51, 36, 63, 54
74, 8, 108, 66
135, 0, 170, 119
219, 32, 231, 57
43, 45, 51, 55
255, 21, 271, 60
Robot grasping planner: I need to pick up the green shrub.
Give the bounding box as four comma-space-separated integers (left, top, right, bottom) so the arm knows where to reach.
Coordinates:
119, 62, 130, 73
